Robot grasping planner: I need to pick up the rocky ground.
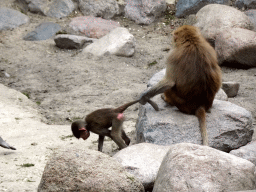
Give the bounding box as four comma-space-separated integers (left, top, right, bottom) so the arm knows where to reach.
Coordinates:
0, 0, 256, 191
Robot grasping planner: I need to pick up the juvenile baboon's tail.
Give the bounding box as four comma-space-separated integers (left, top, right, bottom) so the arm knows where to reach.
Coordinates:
195, 106, 208, 146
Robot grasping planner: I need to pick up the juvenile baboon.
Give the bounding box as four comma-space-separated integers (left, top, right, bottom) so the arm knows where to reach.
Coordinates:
72, 99, 158, 151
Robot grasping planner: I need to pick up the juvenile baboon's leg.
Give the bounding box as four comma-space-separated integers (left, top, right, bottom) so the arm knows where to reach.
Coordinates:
88, 125, 112, 152
111, 118, 127, 149
121, 130, 130, 146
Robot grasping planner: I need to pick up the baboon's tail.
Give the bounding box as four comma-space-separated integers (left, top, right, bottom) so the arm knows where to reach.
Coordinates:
114, 100, 140, 113
195, 106, 208, 146
114, 99, 159, 113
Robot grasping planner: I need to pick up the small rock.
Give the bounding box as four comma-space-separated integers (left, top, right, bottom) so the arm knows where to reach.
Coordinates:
175, 0, 229, 18
45, 0, 75, 19
124, 0, 166, 24
23, 22, 61, 41
222, 82, 240, 97
235, 0, 256, 10
0, 7, 29, 31
230, 141, 256, 165
69, 16, 120, 39
0, 70, 10, 78
245, 9, 256, 31
83, 27, 135, 57
54, 34, 96, 49
78, 0, 119, 19
16, 0, 75, 18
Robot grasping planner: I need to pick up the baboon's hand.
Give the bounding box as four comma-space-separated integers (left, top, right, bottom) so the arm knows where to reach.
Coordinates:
139, 91, 150, 105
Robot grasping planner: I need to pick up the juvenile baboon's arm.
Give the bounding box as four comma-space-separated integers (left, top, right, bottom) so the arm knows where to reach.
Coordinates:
139, 79, 175, 105
121, 130, 130, 146
111, 118, 127, 150
88, 123, 112, 152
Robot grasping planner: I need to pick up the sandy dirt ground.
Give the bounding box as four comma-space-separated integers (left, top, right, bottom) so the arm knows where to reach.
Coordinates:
0, 0, 256, 191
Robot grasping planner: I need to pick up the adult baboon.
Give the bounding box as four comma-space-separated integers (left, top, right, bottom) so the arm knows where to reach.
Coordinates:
139, 25, 222, 145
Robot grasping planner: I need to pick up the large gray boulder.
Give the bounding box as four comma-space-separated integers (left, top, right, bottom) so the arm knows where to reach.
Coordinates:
0, 7, 29, 31
235, 0, 256, 9
84, 27, 136, 57
124, 0, 166, 24
137, 70, 251, 152
113, 143, 171, 191
153, 143, 256, 192
136, 96, 253, 152
176, 0, 229, 18
16, 0, 75, 18
245, 9, 256, 31
230, 141, 256, 165
215, 27, 256, 68
195, 4, 253, 43
38, 147, 144, 192
78, 0, 119, 19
